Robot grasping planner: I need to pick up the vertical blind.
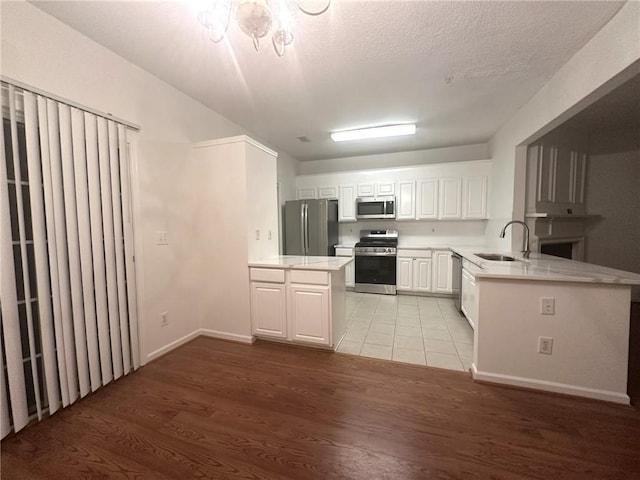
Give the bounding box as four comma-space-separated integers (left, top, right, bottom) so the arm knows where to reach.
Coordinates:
0, 81, 139, 438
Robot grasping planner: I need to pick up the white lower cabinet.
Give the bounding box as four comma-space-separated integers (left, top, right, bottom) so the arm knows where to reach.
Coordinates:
461, 268, 478, 329
335, 247, 354, 288
432, 250, 452, 294
397, 250, 453, 295
288, 285, 330, 345
413, 258, 433, 292
251, 282, 287, 339
397, 251, 432, 292
397, 257, 414, 291
250, 267, 343, 348
344, 261, 354, 288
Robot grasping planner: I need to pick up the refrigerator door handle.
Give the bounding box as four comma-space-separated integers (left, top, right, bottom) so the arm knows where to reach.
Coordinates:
300, 203, 306, 255
304, 203, 310, 254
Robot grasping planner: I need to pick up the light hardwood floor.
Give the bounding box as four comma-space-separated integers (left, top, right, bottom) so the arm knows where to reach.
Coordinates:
2, 336, 639, 479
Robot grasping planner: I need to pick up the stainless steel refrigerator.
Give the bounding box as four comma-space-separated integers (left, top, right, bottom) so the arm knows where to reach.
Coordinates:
284, 199, 338, 256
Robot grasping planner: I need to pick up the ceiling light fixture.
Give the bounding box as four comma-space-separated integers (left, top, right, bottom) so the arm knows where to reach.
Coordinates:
331, 124, 417, 142
197, 0, 331, 57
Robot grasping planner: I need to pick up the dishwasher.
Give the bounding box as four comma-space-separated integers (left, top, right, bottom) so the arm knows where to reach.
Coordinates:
451, 253, 462, 312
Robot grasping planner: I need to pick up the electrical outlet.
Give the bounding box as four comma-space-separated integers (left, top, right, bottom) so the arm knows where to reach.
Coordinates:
156, 231, 169, 246
540, 297, 555, 315
268, 230, 272, 240
538, 336, 553, 354
255, 229, 260, 240
160, 312, 169, 327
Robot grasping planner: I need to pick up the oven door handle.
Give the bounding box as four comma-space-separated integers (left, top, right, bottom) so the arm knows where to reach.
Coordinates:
355, 252, 397, 257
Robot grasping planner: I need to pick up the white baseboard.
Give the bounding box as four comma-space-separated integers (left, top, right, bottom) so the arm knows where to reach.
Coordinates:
471, 364, 630, 405
145, 329, 254, 363
198, 329, 255, 344
146, 330, 201, 363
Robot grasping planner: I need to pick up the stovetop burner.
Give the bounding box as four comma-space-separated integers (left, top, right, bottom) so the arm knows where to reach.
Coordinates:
355, 239, 398, 247
355, 229, 398, 247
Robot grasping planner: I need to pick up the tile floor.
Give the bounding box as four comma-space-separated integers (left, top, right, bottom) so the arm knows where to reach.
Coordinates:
337, 292, 474, 372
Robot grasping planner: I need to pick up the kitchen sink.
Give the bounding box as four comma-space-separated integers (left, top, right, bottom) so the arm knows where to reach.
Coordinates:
475, 253, 516, 261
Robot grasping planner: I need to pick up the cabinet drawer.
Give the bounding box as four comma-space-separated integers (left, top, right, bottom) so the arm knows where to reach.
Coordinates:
250, 268, 285, 283
397, 249, 432, 258
335, 247, 354, 257
290, 270, 329, 285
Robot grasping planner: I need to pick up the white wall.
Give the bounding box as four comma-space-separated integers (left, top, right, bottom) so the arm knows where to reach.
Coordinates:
487, 2, 640, 250
0, 2, 299, 362
339, 221, 487, 248
245, 142, 280, 261
276, 152, 300, 253
585, 130, 640, 299
299, 143, 490, 175
475, 278, 631, 403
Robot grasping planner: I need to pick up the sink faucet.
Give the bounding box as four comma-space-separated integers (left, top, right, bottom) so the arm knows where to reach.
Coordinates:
499, 220, 530, 259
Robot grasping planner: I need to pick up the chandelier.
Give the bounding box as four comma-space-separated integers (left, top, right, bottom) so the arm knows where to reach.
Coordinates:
197, 0, 331, 57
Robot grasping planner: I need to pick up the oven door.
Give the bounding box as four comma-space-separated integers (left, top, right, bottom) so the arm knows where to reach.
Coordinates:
354, 253, 397, 295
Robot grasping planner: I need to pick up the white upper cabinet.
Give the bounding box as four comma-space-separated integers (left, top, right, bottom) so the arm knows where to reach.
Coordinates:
295, 160, 491, 222
439, 178, 462, 219
357, 183, 375, 197
526, 142, 588, 216
462, 176, 488, 219
396, 181, 416, 220
376, 182, 395, 197
297, 187, 317, 200
338, 184, 357, 222
357, 182, 395, 198
317, 186, 338, 199
416, 178, 439, 219
554, 146, 573, 205
570, 152, 587, 209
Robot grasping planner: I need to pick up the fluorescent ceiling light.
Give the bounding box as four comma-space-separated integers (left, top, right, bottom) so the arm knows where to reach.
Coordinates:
331, 124, 416, 142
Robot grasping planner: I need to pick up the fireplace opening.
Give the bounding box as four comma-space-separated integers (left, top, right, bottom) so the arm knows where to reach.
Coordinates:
540, 242, 575, 260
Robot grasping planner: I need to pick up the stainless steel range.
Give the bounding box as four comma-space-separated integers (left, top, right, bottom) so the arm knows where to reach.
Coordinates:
354, 230, 398, 295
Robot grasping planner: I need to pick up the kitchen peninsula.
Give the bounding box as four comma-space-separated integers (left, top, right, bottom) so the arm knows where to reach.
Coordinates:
453, 249, 640, 404
248, 256, 353, 350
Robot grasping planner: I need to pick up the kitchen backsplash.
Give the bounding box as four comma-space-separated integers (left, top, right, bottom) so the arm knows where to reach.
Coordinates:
338, 220, 487, 247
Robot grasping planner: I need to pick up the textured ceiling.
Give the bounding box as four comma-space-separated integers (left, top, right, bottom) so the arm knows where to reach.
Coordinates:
31, 1, 624, 161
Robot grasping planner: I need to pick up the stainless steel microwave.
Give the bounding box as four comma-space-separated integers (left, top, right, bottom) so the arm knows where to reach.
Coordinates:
356, 197, 396, 219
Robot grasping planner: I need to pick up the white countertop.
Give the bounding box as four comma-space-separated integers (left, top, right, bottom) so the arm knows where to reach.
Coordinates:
452, 247, 640, 285
249, 255, 353, 271
397, 243, 488, 250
